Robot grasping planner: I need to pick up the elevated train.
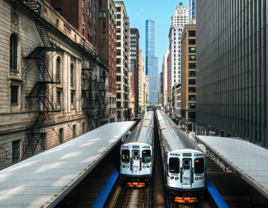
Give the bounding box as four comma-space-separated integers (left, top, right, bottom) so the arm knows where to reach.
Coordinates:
120, 111, 154, 188
156, 110, 206, 204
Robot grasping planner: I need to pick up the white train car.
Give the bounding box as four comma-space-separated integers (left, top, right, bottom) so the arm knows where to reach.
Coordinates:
157, 111, 206, 203
120, 111, 154, 188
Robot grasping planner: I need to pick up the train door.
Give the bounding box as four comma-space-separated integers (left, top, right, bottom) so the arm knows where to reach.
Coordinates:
132, 150, 140, 173
182, 159, 192, 186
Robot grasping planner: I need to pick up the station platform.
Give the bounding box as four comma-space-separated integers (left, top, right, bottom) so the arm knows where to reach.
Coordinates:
195, 135, 268, 208
0, 121, 135, 208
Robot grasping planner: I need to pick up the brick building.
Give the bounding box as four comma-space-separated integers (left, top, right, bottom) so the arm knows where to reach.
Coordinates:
47, 0, 99, 48
98, 0, 117, 122
181, 22, 196, 131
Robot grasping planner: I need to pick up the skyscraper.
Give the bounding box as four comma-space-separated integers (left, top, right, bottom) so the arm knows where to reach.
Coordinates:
146, 19, 158, 104
168, 2, 189, 97
189, 0, 196, 23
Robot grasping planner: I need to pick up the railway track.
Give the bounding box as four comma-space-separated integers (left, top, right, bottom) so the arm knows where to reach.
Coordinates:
105, 183, 150, 208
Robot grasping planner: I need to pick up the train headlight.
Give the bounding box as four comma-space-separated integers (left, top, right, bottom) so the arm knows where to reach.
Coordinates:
199, 177, 203, 180
147, 165, 150, 168
123, 165, 125, 168
126, 166, 129, 169
175, 177, 179, 180
143, 166, 146, 169
170, 176, 174, 180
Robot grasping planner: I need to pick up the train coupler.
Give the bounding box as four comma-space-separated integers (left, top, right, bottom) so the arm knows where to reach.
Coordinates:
126, 182, 146, 188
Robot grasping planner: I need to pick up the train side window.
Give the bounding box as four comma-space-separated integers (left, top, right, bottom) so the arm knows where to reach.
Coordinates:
169, 158, 180, 173
122, 149, 130, 163
195, 158, 204, 174
142, 150, 150, 163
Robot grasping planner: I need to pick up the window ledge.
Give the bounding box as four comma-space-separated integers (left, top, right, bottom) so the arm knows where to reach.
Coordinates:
11, 103, 19, 106
10, 69, 19, 74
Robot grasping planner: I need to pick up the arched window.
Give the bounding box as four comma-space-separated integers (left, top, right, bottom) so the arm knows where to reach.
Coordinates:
71, 64, 74, 85
10, 34, 18, 70
56, 57, 61, 81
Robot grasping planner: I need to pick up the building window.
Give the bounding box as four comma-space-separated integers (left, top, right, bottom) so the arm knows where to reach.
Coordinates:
73, 125, 76, 138
56, 57, 61, 81
90, 11, 92, 18
189, 95, 196, 101
94, 29, 96, 36
57, 91, 61, 104
189, 55, 196, 61
99, 11, 102, 17
103, 11, 106, 17
10, 34, 18, 70
189, 31, 196, 37
189, 71, 196, 77
117, 93, 121, 98
12, 140, 20, 164
71, 64, 74, 84
103, 32, 106, 39
87, 8, 89, 15
189, 79, 196, 85
116, 76, 121, 81
117, 14, 121, 19
71, 92, 74, 104
116, 21, 121, 26
116, 84, 121, 90
189, 39, 196, 45
11, 86, 18, 104
117, 7, 121, 12
40, 134, 46, 151
82, 122, 85, 134
90, 0, 91, 5
189, 47, 196, 53
103, 21, 106, 28
82, 0, 84, 8
59, 128, 63, 144
188, 103, 196, 109
83, 28, 85, 36
82, 14, 85, 22
189, 63, 196, 69
94, 6, 96, 12
189, 87, 196, 93
55, 8, 61, 14
117, 102, 121, 108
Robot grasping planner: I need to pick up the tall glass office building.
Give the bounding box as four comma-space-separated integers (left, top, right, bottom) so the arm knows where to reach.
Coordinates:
145, 19, 158, 103
189, 0, 196, 23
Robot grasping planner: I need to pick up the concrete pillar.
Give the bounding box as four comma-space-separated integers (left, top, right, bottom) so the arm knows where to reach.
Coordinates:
76, 59, 81, 112
67, 55, 71, 112
63, 52, 68, 113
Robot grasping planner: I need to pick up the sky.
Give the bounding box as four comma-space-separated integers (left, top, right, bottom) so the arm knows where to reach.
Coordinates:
123, 0, 189, 74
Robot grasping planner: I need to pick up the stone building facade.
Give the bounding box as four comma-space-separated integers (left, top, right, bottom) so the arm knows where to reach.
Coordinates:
0, 0, 108, 169
181, 23, 196, 132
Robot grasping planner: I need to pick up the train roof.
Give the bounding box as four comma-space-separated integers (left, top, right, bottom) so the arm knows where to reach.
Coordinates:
158, 114, 177, 131
161, 128, 202, 152
123, 127, 153, 146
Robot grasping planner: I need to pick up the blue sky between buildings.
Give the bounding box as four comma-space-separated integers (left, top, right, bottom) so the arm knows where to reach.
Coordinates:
123, 0, 189, 74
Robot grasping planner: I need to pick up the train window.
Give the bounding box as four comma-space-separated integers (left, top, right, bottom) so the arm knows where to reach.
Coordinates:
169, 158, 180, 173
183, 159, 191, 170
122, 149, 130, 163
142, 150, 151, 163
195, 158, 204, 174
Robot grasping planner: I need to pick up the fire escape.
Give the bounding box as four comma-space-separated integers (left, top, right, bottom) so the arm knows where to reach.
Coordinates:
21, 0, 59, 160
98, 73, 108, 125
82, 59, 98, 127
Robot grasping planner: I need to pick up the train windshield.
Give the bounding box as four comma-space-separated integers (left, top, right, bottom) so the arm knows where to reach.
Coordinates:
195, 158, 204, 174
169, 158, 180, 173
122, 149, 130, 163
142, 150, 151, 163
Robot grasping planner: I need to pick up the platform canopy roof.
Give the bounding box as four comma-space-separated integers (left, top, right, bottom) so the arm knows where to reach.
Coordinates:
196, 136, 268, 199
0, 121, 135, 208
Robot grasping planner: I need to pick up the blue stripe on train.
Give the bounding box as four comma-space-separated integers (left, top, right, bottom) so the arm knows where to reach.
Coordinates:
91, 166, 119, 208
206, 176, 230, 208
